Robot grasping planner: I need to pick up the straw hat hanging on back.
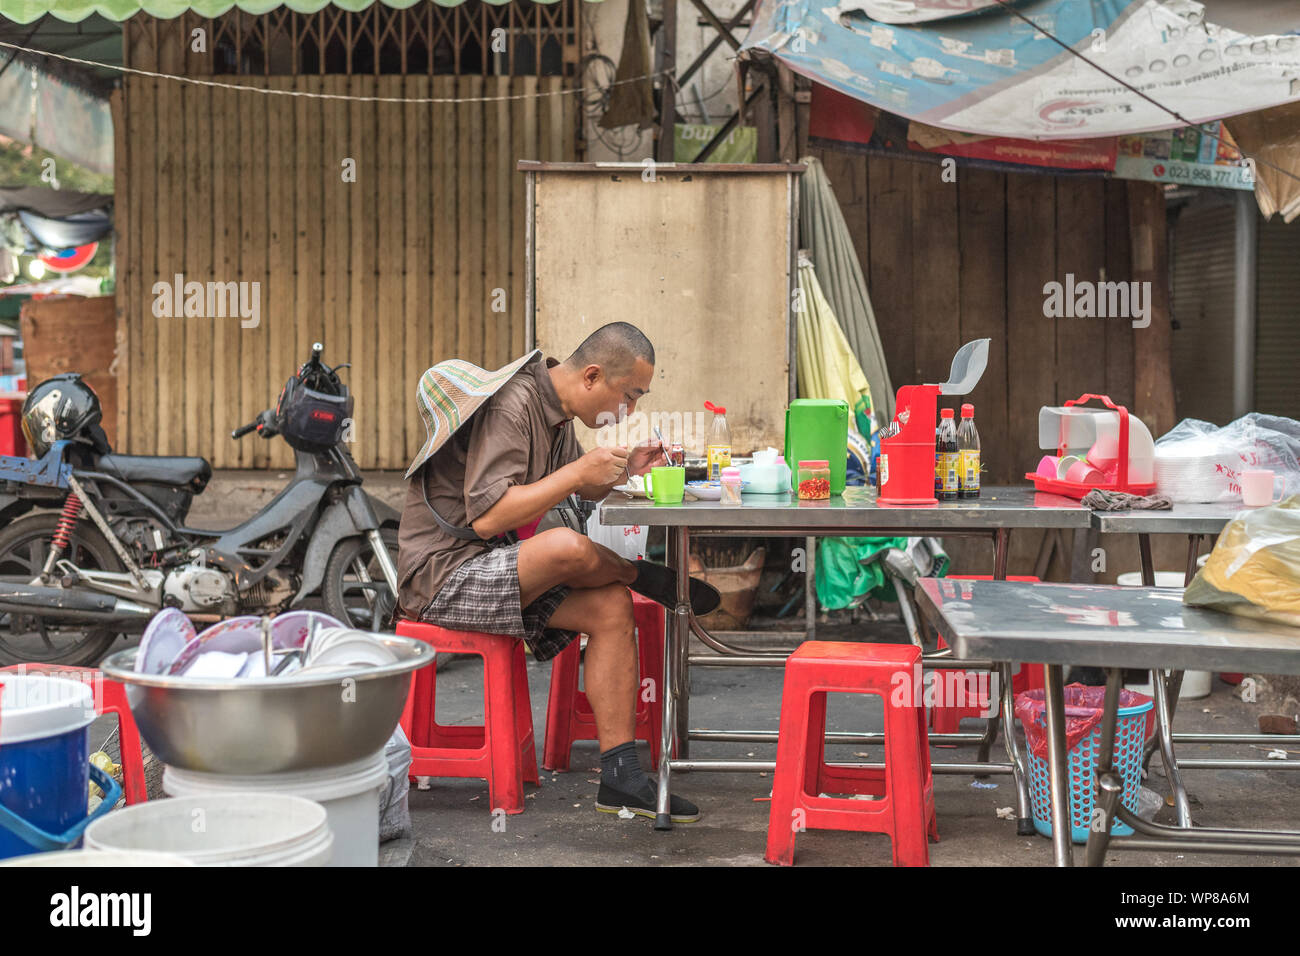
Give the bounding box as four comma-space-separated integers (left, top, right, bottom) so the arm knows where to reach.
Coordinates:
404, 349, 542, 480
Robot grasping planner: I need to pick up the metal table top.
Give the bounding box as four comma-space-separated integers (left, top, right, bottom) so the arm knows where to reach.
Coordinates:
600, 485, 1091, 531
915, 578, 1300, 675
1089, 501, 1245, 535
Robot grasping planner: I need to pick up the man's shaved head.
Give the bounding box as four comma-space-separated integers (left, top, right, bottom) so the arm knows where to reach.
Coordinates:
552, 322, 655, 429
564, 322, 655, 379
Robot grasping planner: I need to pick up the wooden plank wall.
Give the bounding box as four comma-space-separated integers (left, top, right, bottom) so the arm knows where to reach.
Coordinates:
813, 149, 1147, 486
117, 74, 576, 469
813, 150, 1179, 578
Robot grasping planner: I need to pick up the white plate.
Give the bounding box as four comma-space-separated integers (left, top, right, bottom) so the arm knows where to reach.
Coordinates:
271, 610, 344, 650
305, 627, 398, 667
686, 481, 721, 500
613, 484, 648, 498
136, 608, 197, 675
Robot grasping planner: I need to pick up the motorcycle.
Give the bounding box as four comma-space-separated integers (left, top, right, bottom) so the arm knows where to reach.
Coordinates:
0, 343, 401, 666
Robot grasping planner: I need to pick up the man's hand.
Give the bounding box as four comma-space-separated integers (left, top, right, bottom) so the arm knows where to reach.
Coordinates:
577, 446, 630, 487
627, 442, 668, 477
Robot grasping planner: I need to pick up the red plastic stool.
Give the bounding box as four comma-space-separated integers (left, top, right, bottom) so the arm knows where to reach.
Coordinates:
930, 575, 1045, 733
542, 592, 668, 771
0, 663, 147, 805
396, 620, 539, 814
765, 642, 938, 867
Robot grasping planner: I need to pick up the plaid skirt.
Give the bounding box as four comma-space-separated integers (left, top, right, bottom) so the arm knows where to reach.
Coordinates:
418, 542, 578, 661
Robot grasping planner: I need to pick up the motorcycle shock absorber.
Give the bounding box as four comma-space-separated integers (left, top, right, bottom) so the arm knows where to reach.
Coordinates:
42, 492, 84, 577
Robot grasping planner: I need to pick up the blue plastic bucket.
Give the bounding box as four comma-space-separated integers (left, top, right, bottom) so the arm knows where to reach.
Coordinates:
0, 673, 99, 859
1018, 686, 1154, 845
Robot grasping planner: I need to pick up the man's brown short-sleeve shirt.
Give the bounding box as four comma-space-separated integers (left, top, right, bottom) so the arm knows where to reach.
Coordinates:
397, 356, 581, 618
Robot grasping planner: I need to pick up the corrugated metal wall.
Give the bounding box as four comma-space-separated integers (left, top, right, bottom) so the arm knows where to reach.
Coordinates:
1170, 199, 1236, 424
115, 74, 575, 469
1255, 216, 1300, 420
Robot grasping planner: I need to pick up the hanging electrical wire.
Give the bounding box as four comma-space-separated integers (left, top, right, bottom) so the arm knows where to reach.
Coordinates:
0, 37, 670, 104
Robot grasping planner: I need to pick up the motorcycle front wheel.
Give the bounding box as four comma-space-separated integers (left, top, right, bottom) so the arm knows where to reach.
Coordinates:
0, 512, 125, 666
321, 527, 399, 631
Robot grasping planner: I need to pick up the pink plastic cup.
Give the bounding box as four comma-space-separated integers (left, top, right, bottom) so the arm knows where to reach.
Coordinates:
1036, 455, 1060, 480
1065, 460, 1105, 486
1241, 469, 1282, 507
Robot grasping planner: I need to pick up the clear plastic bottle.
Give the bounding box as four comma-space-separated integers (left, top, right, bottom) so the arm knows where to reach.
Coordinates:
704, 401, 731, 481
936, 408, 958, 501
957, 403, 981, 499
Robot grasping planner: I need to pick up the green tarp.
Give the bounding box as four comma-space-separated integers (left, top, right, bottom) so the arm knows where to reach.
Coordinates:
1, 0, 593, 26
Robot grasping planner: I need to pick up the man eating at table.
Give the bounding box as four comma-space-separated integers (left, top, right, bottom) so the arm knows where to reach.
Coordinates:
397, 321, 718, 823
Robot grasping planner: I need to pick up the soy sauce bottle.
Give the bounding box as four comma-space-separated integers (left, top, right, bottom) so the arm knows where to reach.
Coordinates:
936, 408, 959, 501
957, 403, 981, 499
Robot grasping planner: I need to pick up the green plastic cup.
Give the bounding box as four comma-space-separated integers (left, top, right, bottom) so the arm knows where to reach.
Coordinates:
644, 466, 685, 504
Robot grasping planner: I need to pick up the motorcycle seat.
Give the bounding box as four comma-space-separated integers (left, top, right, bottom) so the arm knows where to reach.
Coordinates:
96, 454, 213, 490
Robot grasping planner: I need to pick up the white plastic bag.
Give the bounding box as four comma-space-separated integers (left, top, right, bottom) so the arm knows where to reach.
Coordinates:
589, 501, 648, 561
1154, 414, 1300, 503
380, 725, 412, 843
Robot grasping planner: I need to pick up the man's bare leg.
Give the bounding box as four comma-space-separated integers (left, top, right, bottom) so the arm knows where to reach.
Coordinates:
546, 583, 637, 750
528, 531, 701, 821
517, 527, 635, 608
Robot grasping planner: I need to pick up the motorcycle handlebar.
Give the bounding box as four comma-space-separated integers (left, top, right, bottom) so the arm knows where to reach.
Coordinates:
232, 410, 276, 439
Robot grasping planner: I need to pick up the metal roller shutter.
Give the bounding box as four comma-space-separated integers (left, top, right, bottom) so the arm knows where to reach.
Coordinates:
1170, 198, 1236, 424
1255, 217, 1300, 420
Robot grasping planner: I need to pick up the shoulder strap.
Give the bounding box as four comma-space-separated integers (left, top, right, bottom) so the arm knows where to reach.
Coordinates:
420, 468, 482, 541
420, 465, 520, 546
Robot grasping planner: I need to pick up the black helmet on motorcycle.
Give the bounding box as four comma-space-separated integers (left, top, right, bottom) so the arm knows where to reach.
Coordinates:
274, 348, 354, 453
21, 373, 102, 458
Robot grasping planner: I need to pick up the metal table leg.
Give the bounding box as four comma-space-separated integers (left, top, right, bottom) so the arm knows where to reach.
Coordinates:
1000, 662, 1034, 834
1138, 533, 1155, 587
1043, 664, 1074, 866
1084, 668, 1125, 867
1152, 667, 1193, 827
1082, 670, 1300, 862
655, 526, 687, 831
1136, 532, 1189, 816
678, 527, 693, 760
805, 536, 817, 642
1184, 534, 1201, 586
676, 614, 690, 762
990, 527, 1033, 831
993, 528, 1010, 580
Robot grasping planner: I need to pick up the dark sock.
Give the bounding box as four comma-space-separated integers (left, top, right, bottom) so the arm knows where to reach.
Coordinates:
600, 741, 651, 795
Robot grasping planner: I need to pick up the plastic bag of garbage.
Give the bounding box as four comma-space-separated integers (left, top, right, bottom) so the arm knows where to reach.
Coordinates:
1154, 413, 1300, 503
588, 501, 648, 561
380, 725, 413, 843
1183, 496, 1300, 628
1014, 684, 1153, 761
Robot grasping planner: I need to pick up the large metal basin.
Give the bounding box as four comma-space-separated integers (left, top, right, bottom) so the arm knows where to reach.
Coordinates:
100, 634, 432, 774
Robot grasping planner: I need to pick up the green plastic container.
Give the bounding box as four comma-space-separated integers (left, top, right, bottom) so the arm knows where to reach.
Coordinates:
784, 399, 849, 495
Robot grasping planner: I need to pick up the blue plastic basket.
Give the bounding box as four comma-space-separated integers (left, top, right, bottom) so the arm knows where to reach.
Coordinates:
1022, 694, 1153, 844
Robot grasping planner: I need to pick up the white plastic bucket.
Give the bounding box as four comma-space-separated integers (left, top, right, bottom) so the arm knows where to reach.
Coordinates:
1, 849, 194, 866
85, 794, 332, 866
1116, 572, 1211, 699
162, 751, 386, 867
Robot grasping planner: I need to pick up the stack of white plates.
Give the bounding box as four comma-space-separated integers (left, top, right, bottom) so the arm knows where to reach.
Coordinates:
1154, 448, 1243, 504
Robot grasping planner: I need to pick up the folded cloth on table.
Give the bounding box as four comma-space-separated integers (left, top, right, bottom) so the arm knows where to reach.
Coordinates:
1081, 489, 1172, 512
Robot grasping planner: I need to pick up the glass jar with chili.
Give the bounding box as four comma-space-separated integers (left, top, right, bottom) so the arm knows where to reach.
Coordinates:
797, 460, 831, 500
